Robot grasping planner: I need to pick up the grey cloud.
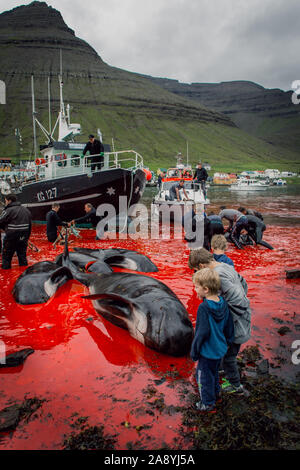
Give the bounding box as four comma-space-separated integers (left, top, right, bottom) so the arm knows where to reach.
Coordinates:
0, 0, 298, 90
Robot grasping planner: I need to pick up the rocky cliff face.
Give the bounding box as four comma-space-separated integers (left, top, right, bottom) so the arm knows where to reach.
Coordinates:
0, 1, 107, 74
142, 76, 300, 152
0, 4, 231, 115
0, 1, 75, 37
144, 78, 296, 118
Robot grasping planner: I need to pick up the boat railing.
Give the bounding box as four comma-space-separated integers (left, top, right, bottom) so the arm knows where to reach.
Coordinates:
23, 150, 144, 184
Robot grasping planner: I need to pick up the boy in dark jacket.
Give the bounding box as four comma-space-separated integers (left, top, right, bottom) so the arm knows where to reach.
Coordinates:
191, 268, 234, 412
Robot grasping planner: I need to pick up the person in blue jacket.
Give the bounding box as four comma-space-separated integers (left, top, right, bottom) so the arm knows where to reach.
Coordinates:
191, 268, 234, 412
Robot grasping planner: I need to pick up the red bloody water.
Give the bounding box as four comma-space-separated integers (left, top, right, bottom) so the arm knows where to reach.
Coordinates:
0, 222, 299, 450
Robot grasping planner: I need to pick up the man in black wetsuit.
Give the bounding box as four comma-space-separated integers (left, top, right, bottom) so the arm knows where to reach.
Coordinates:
83, 134, 105, 171
46, 203, 68, 243
193, 162, 208, 198
0, 193, 32, 269
245, 214, 273, 250
207, 211, 225, 239
182, 205, 211, 251
70, 203, 99, 228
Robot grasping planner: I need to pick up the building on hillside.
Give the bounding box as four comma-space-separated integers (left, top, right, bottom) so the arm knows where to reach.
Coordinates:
264, 169, 280, 178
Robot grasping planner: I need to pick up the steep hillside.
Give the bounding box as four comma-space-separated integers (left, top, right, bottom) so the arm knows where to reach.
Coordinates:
0, 1, 299, 172
143, 77, 300, 157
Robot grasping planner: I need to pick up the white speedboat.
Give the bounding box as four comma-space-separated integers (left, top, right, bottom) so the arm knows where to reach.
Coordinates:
273, 178, 287, 186
230, 178, 269, 191
153, 180, 209, 207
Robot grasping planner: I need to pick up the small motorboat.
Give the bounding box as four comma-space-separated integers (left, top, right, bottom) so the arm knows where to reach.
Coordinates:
230, 178, 269, 191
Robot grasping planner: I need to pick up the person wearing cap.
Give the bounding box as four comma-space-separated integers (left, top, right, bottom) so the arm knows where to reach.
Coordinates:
83, 134, 105, 171
193, 162, 208, 198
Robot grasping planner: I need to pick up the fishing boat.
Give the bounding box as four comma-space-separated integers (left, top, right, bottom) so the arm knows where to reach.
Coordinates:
0, 74, 146, 222
229, 178, 269, 191
152, 154, 209, 219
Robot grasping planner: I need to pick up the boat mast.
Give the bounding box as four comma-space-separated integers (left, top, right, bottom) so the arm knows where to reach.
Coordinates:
48, 75, 52, 135
58, 49, 66, 139
31, 75, 37, 159
51, 49, 81, 142
186, 141, 189, 167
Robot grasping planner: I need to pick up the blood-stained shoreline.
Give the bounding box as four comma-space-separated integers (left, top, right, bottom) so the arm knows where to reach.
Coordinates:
0, 185, 299, 450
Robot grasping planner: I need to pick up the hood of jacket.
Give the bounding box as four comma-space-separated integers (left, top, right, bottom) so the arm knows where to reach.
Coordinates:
204, 296, 227, 323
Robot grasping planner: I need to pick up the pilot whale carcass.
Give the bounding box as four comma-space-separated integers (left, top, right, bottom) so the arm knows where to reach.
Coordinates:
12, 261, 73, 305
82, 272, 194, 356
73, 247, 158, 272
55, 251, 113, 274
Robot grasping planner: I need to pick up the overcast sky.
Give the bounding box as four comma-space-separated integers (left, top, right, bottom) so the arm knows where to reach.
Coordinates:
1, 0, 299, 90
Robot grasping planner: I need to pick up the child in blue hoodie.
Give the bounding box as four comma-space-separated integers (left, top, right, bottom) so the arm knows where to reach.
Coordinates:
191, 268, 234, 412
211, 234, 234, 267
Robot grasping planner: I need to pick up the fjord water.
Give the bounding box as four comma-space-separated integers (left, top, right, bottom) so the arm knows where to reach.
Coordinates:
0, 183, 299, 449
143, 182, 300, 226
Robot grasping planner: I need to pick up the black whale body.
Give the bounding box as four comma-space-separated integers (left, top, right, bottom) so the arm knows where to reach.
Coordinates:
12, 238, 193, 356
55, 251, 113, 274
12, 261, 73, 305
73, 247, 158, 272
83, 272, 194, 357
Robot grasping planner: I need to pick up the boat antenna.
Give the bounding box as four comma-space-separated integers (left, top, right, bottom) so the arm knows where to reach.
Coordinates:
186, 141, 189, 167
60, 48, 63, 77
31, 75, 37, 159
48, 75, 52, 135
51, 49, 81, 142
59, 49, 65, 122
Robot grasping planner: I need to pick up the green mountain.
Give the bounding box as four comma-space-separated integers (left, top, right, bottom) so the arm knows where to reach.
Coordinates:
0, 1, 299, 172
143, 77, 300, 154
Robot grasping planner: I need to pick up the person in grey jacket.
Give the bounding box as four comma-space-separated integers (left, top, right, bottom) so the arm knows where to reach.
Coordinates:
188, 247, 251, 395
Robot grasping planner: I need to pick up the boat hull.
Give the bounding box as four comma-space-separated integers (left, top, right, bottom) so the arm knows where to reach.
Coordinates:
229, 186, 268, 191
16, 168, 146, 222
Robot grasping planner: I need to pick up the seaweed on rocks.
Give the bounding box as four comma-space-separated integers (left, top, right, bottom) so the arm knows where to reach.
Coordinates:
63, 423, 117, 450
180, 348, 300, 450
0, 397, 45, 432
